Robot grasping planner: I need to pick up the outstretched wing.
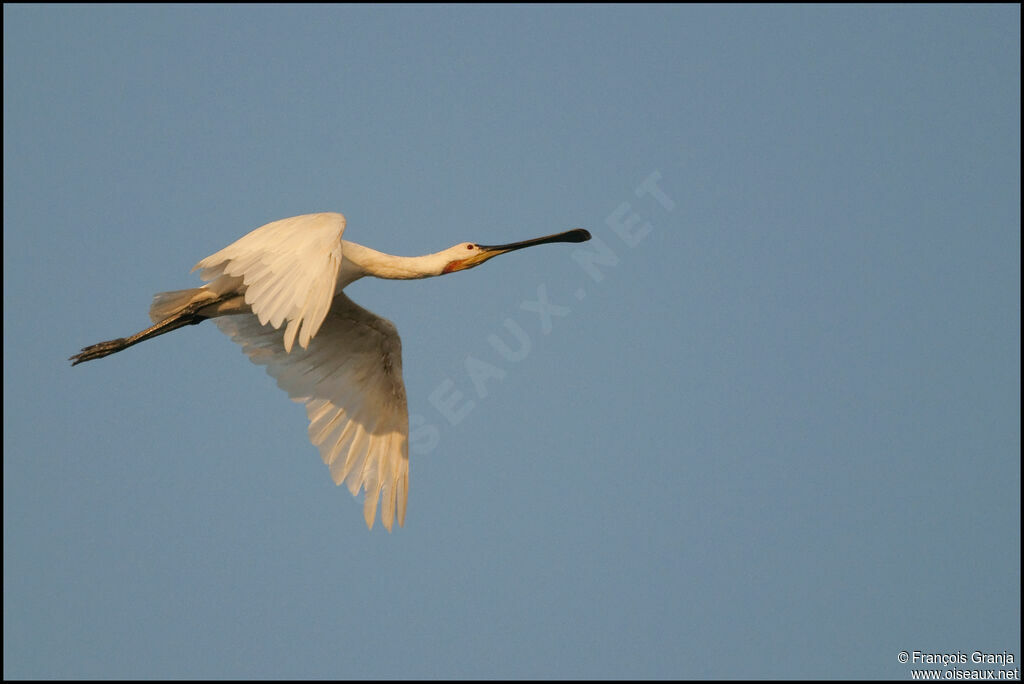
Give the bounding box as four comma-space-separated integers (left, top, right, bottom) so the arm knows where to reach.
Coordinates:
215, 293, 410, 531
194, 212, 346, 353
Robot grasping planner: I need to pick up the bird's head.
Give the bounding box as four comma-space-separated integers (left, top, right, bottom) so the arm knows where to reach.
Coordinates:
440, 228, 592, 274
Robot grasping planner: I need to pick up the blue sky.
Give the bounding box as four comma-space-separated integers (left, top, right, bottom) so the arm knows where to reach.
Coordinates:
4, 5, 1019, 679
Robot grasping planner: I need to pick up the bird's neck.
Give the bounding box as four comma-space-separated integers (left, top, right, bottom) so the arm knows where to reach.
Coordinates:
340, 241, 448, 282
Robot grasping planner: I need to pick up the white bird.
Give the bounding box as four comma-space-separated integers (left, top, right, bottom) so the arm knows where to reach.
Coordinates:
71, 212, 590, 531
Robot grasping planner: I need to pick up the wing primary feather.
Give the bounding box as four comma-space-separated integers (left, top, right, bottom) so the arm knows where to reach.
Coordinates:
213, 274, 410, 532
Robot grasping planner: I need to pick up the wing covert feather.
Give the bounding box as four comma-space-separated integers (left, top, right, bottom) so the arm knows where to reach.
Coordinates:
194, 212, 346, 352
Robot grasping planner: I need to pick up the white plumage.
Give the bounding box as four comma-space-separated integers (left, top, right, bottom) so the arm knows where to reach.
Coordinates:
216, 292, 409, 531
195, 212, 345, 353
71, 212, 591, 531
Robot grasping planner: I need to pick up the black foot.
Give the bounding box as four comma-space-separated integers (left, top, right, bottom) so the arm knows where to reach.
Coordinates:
69, 338, 130, 366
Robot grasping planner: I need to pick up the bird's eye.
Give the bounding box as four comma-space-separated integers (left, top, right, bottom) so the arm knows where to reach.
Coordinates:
466, 244, 475, 250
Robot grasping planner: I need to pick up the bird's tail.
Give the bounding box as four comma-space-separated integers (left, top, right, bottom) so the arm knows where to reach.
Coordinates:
70, 289, 220, 366
149, 288, 210, 323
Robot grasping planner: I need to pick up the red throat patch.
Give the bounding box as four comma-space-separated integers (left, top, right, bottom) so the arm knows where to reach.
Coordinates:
442, 260, 465, 274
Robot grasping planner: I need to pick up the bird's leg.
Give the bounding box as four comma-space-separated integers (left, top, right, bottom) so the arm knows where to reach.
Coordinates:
70, 299, 213, 366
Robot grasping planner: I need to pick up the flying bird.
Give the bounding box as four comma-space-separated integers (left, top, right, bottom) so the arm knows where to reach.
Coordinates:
70, 212, 590, 531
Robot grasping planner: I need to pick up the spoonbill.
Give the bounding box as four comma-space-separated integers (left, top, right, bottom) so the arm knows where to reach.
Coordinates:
70, 212, 590, 531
